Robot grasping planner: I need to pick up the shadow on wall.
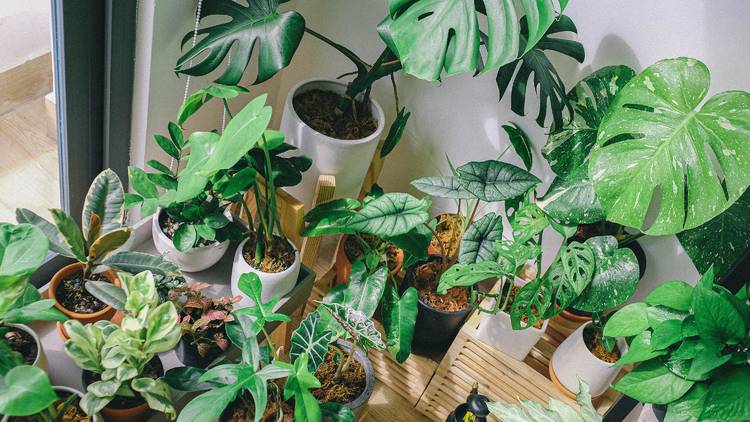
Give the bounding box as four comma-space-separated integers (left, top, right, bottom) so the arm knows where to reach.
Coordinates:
580, 34, 642, 79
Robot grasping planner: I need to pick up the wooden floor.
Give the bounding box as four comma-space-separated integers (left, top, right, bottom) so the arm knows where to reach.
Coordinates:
0, 97, 59, 222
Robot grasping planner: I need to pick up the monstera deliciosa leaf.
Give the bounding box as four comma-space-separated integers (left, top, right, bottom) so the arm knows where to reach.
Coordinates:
590, 57, 750, 235
175, 0, 305, 85
377, 0, 570, 81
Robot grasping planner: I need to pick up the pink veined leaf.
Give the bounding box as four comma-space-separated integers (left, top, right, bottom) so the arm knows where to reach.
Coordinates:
213, 333, 230, 351
190, 282, 210, 291
192, 317, 209, 331
203, 309, 229, 322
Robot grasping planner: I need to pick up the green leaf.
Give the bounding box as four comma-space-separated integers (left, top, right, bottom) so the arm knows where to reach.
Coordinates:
128, 166, 159, 199
173, 223, 197, 252
604, 303, 649, 337
88, 227, 131, 261
147, 173, 178, 190
176, 0, 305, 85
502, 122, 533, 170
495, 239, 541, 272
645, 280, 694, 312
647, 305, 688, 326
284, 354, 322, 422
573, 236, 639, 313
154, 134, 180, 160
544, 65, 636, 177
700, 366, 750, 421
103, 251, 181, 277
458, 212, 503, 264
382, 284, 418, 363
437, 261, 508, 294
83, 169, 125, 235
615, 331, 667, 367
650, 319, 685, 350
0, 223, 48, 284
613, 359, 694, 405
411, 176, 473, 199
177, 383, 240, 422
346, 260, 388, 318
320, 303, 385, 352
457, 160, 541, 202
511, 202, 549, 243
235, 272, 291, 334
347, 193, 431, 237
664, 383, 707, 422
144, 302, 181, 354
591, 57, 750, 235
175, 131, 220, 202
495, 16, 585, 128
15, 208, 71, 257
290, 311, 332, 372
177, 90, 207, 127
692, 283, 745, 344
204, 84, 249, 100
3, 299, 67, 324
381, 107, 411, 158
677, 189, 750, 279
0, 365, 58, 416
559, 241, 596, 295
132, 378, 176, 419
85, 280, 126, 311
321, 402, 355, 422
163, 367, 225, 392
537, 166, 604, 225
50, 209, 86, 262
377, 0, 569, 81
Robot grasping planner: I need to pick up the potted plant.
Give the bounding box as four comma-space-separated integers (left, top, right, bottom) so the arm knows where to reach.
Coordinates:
62, 270, 181, 422
169, 282, 239, 368
487, 379, 602, 422
602, 268, 750, 422
17, 169, 130, 323
0, 365, 101, 422
0, 222, 66, 375
101, 250, 186, 304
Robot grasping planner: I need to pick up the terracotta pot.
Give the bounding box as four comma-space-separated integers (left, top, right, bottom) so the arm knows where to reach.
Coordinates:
56, 310, 124, 342
49, 263, 120, 324
335, 235, 404, 284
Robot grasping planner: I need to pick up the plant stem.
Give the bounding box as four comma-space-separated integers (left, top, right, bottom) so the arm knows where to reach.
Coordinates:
424, 223, 448, 270
467, 199, 481, 225
251, 180, 268, 262
261, 326, 277, 359
304, 28, 371, 72
240, 199, 254, 236
336, 346, 356, 380
222, 99, 234, 119
618, 232, 645, 247
261, 137, 277, 245
390, 73, 399, 111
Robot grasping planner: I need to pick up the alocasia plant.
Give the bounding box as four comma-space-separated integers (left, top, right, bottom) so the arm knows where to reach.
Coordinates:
604, 268, 750, 422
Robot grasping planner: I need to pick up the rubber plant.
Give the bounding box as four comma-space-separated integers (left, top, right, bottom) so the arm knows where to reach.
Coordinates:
604, 268, 750, 422
62, 270, 181, 418
101, 250, 186, 303
302, 190, 431, 362
0, 365, 82, 420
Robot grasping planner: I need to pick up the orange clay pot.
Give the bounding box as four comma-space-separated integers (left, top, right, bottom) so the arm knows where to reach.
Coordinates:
335, 235, 404, 284
49, 263, 121, 324
99, 402, 151, 422
56, 310, 123, 341
560, 308, 592, 323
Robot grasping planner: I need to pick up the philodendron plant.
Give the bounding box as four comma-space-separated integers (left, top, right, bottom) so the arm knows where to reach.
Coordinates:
0, 365, 85, 420
63, 271, 180, 418
17, 169, 130, 281
603, 268, 750, 422
488, 379, 602, 422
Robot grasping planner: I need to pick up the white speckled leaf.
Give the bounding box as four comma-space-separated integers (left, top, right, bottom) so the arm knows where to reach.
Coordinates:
590, 57, 750, 235
573, 236, 640, 313
537, 166, 604, 225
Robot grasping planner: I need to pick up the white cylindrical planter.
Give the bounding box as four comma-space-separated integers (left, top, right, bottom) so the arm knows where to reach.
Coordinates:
476, 307, 548, 360
6, 323, 47, 373
151, 209, 230, 273
550, 321, 628, 397
279, 78, 386, 210
230, 237, 301, 307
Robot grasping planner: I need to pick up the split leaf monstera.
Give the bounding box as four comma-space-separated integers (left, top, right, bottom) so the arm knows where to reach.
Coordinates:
590, 57, 750, 236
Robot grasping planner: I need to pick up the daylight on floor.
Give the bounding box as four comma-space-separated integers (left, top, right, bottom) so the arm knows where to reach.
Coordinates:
0, 1, 748, 422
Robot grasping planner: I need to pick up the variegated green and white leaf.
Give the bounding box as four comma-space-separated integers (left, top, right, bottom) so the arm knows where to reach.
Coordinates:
458, 212, 503, 264
290, 311, 332, 372
83, 169, 125, 235
320, 303, 385, 351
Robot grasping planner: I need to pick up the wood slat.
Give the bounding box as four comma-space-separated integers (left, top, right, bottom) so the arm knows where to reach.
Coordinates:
301, 175, 336, 269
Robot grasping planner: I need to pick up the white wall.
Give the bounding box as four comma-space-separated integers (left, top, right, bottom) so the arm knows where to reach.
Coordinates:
132, 0, 750, 296
0, 0, 51, 72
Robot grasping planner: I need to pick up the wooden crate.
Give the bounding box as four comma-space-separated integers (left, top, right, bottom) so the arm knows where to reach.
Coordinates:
415, 308, 625, 421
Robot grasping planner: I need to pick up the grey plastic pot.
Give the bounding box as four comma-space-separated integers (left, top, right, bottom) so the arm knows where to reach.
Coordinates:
336, 339, 375, 412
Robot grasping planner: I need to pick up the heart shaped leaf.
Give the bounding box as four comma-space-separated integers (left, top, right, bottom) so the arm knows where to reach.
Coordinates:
457, 160, 541, 202
347, 193, 431, 238
458, 212, 503, 264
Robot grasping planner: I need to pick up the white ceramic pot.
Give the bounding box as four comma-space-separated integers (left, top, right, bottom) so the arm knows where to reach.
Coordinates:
1, 385, 102, 422
230, 237, 301, 307
550, 321, 628, 397
151, 209, 230, 273
279, 78, 386, 210
476, 307, 548, 361
6, 323, 47, 373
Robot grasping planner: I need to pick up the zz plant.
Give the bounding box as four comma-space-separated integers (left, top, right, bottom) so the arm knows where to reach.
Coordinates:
63, 270, 181, 418
604, 268, 750, 422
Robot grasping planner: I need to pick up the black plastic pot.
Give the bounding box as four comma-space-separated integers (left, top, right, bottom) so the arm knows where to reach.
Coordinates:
404, 255, 472, 354
174, 335, 223, 369
652, 404, 667, 422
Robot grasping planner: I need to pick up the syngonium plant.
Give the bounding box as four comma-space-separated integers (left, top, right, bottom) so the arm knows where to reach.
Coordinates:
17, 169, 131, 282
0, 365, 82, 420
603, 268, 750, 422
163, 274, 355, 422
0, 223, 67, 375
63, 271, 181, 418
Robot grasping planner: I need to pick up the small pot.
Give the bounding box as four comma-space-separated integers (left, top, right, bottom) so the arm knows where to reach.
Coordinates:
279, 78, 386, 210
231, 237, 301, 308
335, 234, 404, 284
175, 335, 223, 369
404, 256, 472, 353
49, 262, 120, 324
3, 323, 47, 373
82, 356, 164, 422
151, 209, 230, 273
549, 321, 628, 398
475, 278, 548, 360
336, 340, 375, 412
1, 386, 102, 422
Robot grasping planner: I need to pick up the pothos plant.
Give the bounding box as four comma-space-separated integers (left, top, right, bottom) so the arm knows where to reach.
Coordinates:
603, 268, 750, 422
0, 365, 83, 420
63, 271, 181, 418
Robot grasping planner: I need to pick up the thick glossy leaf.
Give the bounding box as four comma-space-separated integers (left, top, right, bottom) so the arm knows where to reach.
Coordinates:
103, 251, 181, 277
537, 166, 604, 225
144, 302, 181, 354
290, 311, 332, 372
645, 280, 694, 312
174, 132, 220, 202
664, 383, 707, 422
411, 176, 473, 199
3, 299, 66, 324
0, 365, 58, 416
457, 160, 541, 202
613, 359, 694, 405
0, 223, 48, 283
345, 260, 388, 318
573, 236, 639, 313
496, 16, 585, 128
692, 283, 745, 344
85, 280, 126, 311
347, 193, 431, 237
381, 107, 411, 158
177, 383, 240, 422
544, 65, 636, 177
88, 228, 131, 261
458, 212, 503, 264
50, 209, 86, 262
604, 303, 649, 337
437, 261, 508, 294
615, 331, 667, 366
283, 354, 322, 422
382, 284, 418, 363
128, 167, 159, 201
235, 272, 291, 333
173, 224, 198, 252
591, 57, 750, 235
677, 189, 750, 279
377, 0, 568, 81
15, 208, 71, 257
502, 123, 533, 170
132, 378, 176, 420
83, 169, 125, 235
320, 303, 385, 351
176, 0, 304, 85
701, 366, 750, 421
163, 366, 226, 392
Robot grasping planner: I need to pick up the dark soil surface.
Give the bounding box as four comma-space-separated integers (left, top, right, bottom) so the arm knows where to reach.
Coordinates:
293, 89, 378, 140
242, 234, 295, 273
312, 348, 366, 404
431, 214, 463, 257
55, 271, 108, 314
4, 328, 37, 364
225, 384, 293, 422
413, 260, 468, 312
584, 326, 620, 363
343, 234, 399, 272
159, 213, 213, 247
9, 391, 90, 422
83, 358, 162, 409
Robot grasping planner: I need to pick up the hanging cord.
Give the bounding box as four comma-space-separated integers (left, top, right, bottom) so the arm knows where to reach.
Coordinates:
171, 0, 204, 173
